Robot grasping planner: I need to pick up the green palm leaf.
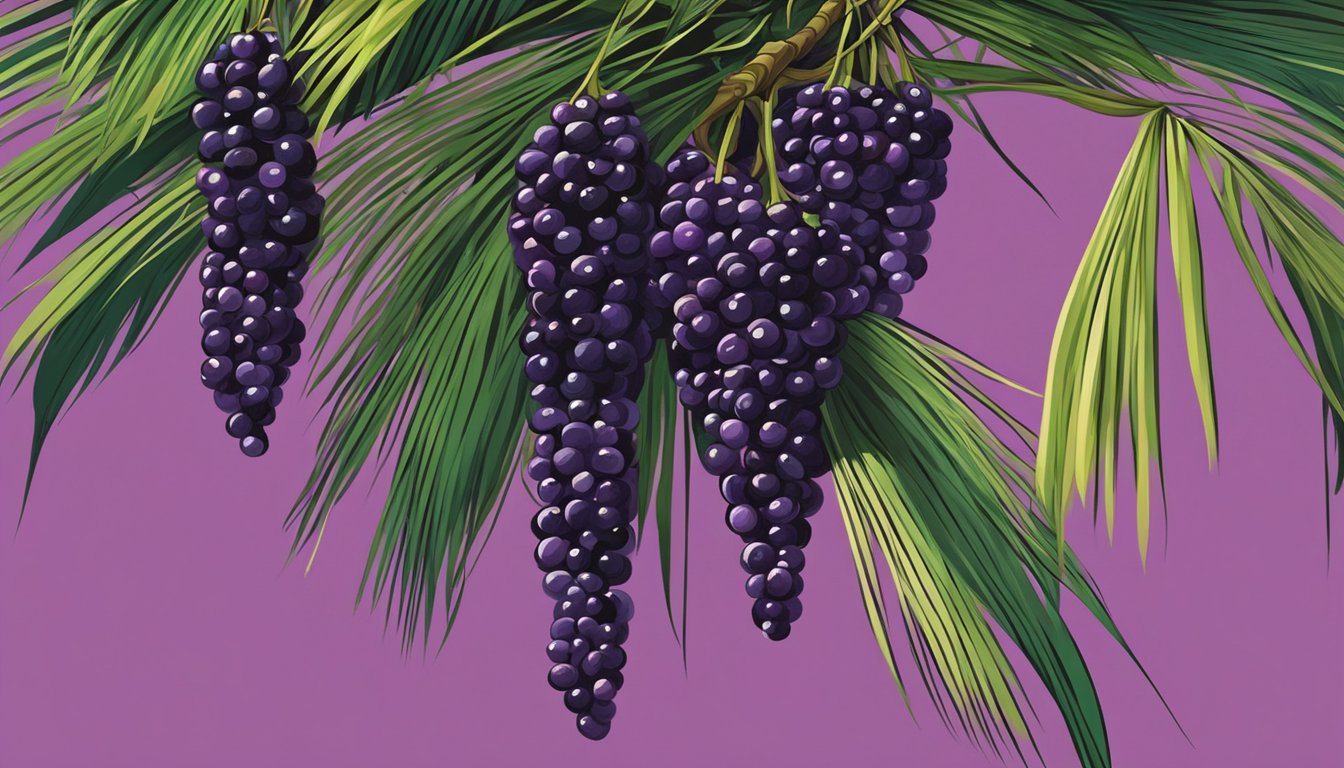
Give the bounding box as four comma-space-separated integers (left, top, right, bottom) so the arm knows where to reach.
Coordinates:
3, 170, 200, 509
910, 0, 1174, 89
1190, 128, 1344, 502
0, 1, 72, 115
287, 38, 598, 649
309, 0, 528, 114
0, 0, 248, 256
1036, 104, 1344, 556
900, 0, 1344, 554
1084, 0, 1344, 146
826, 315, 1154, 768
633, 340, 691, 650
64, 0, 259, 156
1037, 111, 1165, 558
294, 0, 469, 133
663, 0, 724, 40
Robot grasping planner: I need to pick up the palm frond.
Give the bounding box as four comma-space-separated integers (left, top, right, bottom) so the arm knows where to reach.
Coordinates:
0, 1, 71, 116
314, 0, 621, 124
663, 0, 724, 42
633, 340, 691, 650
287, 39, 597, 650
911, 58, 1160, 118
2, 170, 199, 509
64, 0, 258, 158
825, 315, 1148, 768
900, 0, 1344, 555
1037, 111, 1165, 558
909, 0, 1175, 90
1036, 103, 1344, 557
293, 0, 455, 133
1163, 118, 1217, 464
0, 0, 256, 248
23, 112, 196, 260
293, 0, 619, 132
1187, 125, 1344, 495
1081, 0, 1344, 146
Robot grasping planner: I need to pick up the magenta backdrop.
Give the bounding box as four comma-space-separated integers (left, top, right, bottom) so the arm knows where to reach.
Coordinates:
2, 57, 1343, 768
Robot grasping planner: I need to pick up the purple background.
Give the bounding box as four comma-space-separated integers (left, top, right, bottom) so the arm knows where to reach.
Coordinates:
3, 77, 1343, 767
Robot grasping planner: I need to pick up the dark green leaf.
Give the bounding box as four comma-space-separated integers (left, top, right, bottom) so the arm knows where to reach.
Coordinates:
634, 341, 688, 648
909, 0, 1175, 90
311, 0, 530, 124
3, 171, 199, 512
1081, 0, 1344, 147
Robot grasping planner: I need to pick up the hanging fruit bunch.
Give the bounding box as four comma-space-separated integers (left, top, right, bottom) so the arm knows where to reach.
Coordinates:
501, 0, 955, 737
512, 89, 659, 739
5, 1, 1342, 765
192, 30, 321, 457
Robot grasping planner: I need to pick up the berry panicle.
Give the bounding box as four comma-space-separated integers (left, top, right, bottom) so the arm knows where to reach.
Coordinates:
653, 148, 869, 640
193, 32, 322, 457
774, 81, 952, 317
509, 91, 662, 741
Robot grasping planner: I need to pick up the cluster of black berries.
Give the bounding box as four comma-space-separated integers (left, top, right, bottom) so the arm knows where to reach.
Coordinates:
650, 149, 869, 641
774, 82, 952, 317
193, 32, 321, 456
509, 92, 661, 741
509, 77, 950, 738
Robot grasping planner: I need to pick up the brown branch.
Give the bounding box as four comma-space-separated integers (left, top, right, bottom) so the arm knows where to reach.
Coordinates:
699, 0, 846, 129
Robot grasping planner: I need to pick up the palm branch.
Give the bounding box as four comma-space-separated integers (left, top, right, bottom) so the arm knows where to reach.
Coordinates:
2, 1, 1339, 765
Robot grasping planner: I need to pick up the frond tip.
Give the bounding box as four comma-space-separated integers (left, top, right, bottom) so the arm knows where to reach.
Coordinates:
1037, 106, 1344, 561
1037, 111, 1166, 562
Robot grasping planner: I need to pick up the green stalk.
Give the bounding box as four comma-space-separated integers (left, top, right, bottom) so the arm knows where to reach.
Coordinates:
838, 0, 908, 59
823, 1, 855, 90
573, 0, 631, 100
868, 31, 880, 85
761, 89, 785, 203
715, 101, 745, 183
